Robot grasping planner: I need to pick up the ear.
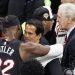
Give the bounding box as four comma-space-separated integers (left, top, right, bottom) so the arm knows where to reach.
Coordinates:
37, 33, 42, 40
66, 16, 72, 24
42, 20, 47, 25
16, 25, 21, 31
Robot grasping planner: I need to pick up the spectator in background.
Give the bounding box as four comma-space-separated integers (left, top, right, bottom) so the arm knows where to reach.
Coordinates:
24, 19, 49, 45
33, 6, 56, 45
20, 59, 45, 75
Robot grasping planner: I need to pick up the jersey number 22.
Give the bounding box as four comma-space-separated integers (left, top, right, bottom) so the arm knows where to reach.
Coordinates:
0, 58, 14, 75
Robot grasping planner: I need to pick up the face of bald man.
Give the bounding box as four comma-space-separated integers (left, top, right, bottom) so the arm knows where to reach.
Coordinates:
61, 0, 75, 4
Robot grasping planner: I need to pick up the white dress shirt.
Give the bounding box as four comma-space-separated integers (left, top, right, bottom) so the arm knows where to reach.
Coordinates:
36, 44, 63, 67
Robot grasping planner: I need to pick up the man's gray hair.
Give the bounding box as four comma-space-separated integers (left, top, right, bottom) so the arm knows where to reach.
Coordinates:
58, 3, 75, 21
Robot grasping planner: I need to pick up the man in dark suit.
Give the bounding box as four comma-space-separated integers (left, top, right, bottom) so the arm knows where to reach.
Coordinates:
57, 3, 75, 74
23, 19, 49, 45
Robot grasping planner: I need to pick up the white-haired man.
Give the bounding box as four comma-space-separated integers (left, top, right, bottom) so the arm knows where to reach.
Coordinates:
57, 3, 75, 74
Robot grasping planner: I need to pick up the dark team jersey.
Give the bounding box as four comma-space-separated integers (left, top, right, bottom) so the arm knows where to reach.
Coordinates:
0, 39, 22, 75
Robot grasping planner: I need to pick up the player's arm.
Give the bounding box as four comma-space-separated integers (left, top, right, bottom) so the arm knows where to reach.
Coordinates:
19, 42, 50, 61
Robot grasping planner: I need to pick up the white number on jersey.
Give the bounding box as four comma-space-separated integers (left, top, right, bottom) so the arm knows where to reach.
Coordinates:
0, 58, 14, 75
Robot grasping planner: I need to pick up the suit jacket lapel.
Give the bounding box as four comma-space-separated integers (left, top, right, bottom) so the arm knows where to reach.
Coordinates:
67, 28, 75, 42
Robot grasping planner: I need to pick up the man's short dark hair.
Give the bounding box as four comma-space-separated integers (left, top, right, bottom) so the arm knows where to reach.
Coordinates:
20, 59, 45, 75
3, 15, 20, 28
26, 19, 44, 35
2, 15, 20, 34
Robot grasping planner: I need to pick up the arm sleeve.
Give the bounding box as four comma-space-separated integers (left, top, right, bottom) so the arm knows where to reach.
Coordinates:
36, 44, 63, 67
47, 44, 63, 57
